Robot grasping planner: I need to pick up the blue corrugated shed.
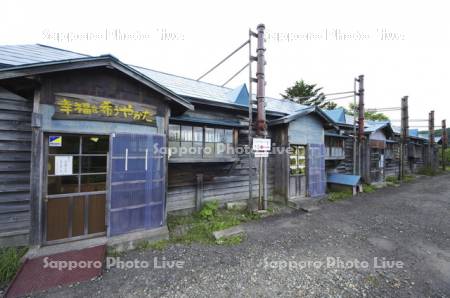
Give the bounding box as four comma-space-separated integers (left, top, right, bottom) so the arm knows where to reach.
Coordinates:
327, 173, 361, 186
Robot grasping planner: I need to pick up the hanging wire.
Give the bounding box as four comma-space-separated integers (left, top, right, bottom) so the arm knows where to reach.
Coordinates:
366, 107, 401, 112
290, 91, 354, 101
221, 63, 250, 86
390, 119, 428, 122
322, 94, 355, 102
196, 40, 249, 81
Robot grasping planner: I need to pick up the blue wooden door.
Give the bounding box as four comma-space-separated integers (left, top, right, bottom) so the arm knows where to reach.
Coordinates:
307, 144, 326, 197
108, 133, 165, 236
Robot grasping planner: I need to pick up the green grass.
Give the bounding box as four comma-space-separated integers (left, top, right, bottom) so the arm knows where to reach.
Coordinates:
403, 175, 415, 183
215, 234, 244, 245
0, 247, 28, 288
167, 200, 259, 245
418, 166, 440, 176
327, 190, 353, 202
385, 176, 400, 186
136, 239, 170, 251
363, 184, 376, 193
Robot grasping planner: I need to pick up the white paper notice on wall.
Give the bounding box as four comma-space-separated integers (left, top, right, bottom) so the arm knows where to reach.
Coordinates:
55, 156, 73, 176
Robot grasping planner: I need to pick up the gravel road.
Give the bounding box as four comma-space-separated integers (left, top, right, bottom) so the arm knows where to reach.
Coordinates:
37, 174, 450, 297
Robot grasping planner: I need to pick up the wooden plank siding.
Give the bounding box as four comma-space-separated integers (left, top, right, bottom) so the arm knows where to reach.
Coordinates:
167, 124, 275, 212
0, 88, 32, 243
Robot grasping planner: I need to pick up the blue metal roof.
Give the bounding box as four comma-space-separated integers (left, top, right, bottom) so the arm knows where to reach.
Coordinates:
170, 114, 246, 127
325, 132, 348, 138
0, 44, 318, 116
323, 108, 346, 124
0, 44, 87, 67
327, 173, 361, 186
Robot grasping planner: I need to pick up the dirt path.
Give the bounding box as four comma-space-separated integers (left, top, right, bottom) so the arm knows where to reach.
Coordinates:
38, 174, 450, 297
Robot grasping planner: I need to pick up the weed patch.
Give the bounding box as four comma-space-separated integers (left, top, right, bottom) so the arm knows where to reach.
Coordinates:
328, 191, 353, 202
168, 201, 259, 245
0, 247, 27, 288
386, 176, 400, 186
363, 184, 376, 193
136, 239, 170, 251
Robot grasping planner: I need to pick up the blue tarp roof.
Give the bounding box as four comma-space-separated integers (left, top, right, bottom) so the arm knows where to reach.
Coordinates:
327, 173, 361, 186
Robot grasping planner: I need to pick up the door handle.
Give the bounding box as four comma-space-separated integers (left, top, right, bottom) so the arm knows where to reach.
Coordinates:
125, 148, 128, 171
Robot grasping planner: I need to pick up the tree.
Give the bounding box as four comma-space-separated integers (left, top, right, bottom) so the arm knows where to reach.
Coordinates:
281, 80, 337, 109
346, 103, 389, 121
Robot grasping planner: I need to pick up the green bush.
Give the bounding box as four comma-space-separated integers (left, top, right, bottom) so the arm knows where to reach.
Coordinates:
198, 200, 219, 220
0, 247, 27, 287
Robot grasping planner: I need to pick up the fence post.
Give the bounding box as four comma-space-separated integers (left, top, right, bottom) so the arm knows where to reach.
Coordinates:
195, 174, 204, 211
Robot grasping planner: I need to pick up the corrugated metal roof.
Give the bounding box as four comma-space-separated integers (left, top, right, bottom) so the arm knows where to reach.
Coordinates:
0, 44, 87, 67
323, 108, 346, 124
0, 44, 313, 115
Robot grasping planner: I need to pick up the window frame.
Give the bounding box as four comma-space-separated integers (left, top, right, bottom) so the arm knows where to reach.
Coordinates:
169, 123, 236, 159
290, 144, 306, 176
46, 134, 109, 197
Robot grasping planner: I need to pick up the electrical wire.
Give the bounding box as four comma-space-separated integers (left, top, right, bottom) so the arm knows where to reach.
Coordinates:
196, 40, 249, 81
222, 63, 250, 86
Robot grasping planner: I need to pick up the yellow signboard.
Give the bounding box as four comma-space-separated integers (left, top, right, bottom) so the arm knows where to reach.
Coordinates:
53, 93, 157, 126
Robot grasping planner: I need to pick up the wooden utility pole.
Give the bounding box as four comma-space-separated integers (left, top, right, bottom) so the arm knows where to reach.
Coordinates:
400, 96, 409, 179
442, 119, 447, 171
255, 24, 267, 210
357, 75, 366, 180
428, 111, 435, 168
357, 75, 365, 142
248, 29, 255, 210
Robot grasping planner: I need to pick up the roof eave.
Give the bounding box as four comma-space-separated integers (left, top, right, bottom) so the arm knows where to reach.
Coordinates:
0, 56, 194, 111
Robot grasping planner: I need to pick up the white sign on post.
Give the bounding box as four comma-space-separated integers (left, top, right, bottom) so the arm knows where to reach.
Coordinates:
252, 138, 271, 152
55, 156, 73, 176
254, 151, 269, 158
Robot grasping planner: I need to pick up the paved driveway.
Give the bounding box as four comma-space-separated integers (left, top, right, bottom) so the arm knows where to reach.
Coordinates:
39, 174, 450, 297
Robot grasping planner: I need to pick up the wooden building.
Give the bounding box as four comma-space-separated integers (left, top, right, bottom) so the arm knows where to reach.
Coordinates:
0, 46, 193, 247
269, 106, 336, 203
0, 44, 339, 247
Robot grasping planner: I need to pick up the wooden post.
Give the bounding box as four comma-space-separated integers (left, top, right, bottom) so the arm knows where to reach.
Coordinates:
442, 119, 447, 171
29, 87, 44, 245
400, 96, 409, 179
255, 23, 268, 210
428, 111, 435, 169
357, 75, 368, 182
195, 174, 204, 212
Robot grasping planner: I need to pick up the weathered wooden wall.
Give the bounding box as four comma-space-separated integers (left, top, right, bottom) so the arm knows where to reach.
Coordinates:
0, 87, 32, 246
167, 123, 274, 212
325, 127, 356, 175
288, 114, 324, 145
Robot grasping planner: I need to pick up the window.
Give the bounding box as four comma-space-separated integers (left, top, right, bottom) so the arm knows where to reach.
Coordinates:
325, 136, 345, 159
47, 135, 108, 195
385, 142, 398, 160
290, 145, 306, 175
169, 124, 235, 159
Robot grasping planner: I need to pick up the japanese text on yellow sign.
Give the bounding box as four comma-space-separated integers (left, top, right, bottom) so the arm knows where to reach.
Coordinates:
56, 97, 156, 124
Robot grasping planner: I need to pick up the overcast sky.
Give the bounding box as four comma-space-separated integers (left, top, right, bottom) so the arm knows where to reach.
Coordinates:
2, 0, 449, 129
